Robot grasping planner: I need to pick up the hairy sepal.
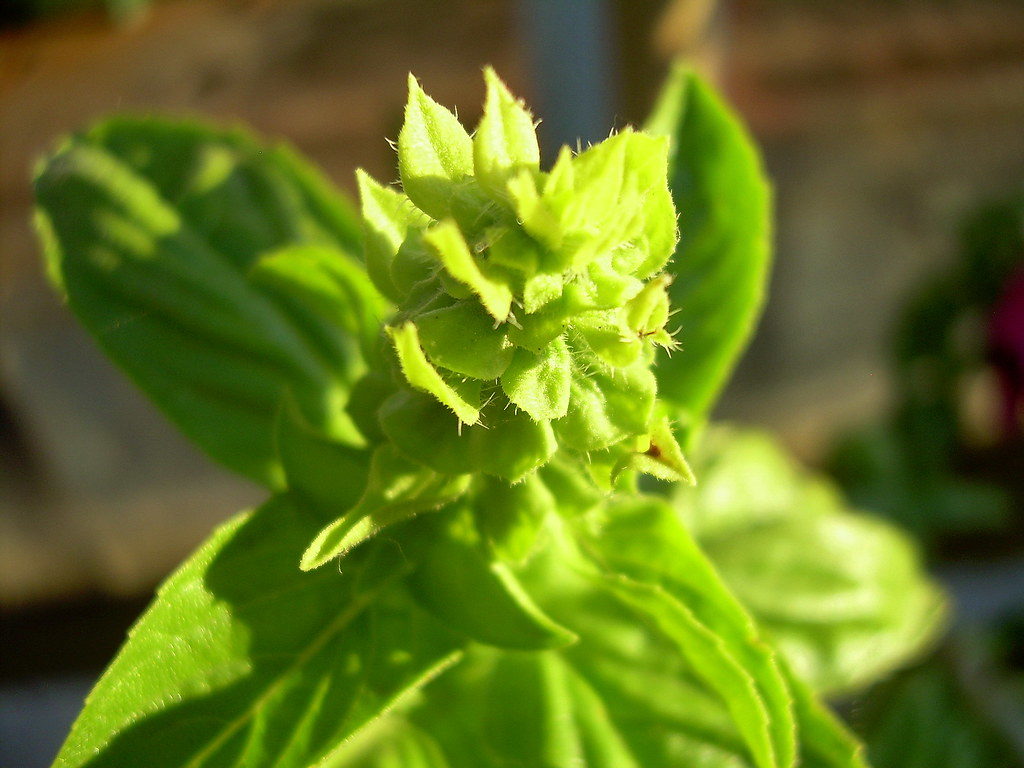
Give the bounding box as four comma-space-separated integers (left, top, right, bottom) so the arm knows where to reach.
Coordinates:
398, 75, 474, 220
300, 445, 470, 571
474, 67, 540, 200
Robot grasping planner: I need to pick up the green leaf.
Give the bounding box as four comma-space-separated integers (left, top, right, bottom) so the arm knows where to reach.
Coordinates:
554, 351, 656, 452
415, 299, 514, 380
357, 169, 430, 302
481, 652, 641, 768
619, 414, 696, 484
606, 576, 787, 768
53, 496, 462, 768
345, 492, 867, 768
250, 243, 389, 365
405, 512, 577, 651
275, 393, 370, 513
473, 67, 540, 199
300, 445, 470, 571
379, 390, 558, 482
676, 426, 947, 695
669, 427, 806, 540
424, 220, 513, 322
500, 337, 572, 421
34, 117, 377, 487
783, 664, 869, 768
387, 322, 481, 424
398, 75, 474, 220
559, 130, 676, 274
645, 65, 772, 421
473, 473, 554, 563
579, 497, 797, 768
331, 720, 452, 768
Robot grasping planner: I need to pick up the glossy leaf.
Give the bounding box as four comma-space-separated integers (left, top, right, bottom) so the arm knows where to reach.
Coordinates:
52, 496, 462, 768
645, 65, 772, 421
34, 117, 378, 487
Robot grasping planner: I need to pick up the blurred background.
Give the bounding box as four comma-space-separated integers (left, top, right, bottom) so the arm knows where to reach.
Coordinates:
1, 0, 1022, 765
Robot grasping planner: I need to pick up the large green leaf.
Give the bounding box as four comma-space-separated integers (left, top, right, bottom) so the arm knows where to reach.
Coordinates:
675, 427, 946, 694
53, 496, 462, 768
645, 66, 772, 422
574, 496, 797, 768
338, 494, 866, 768
34, 117, 386, 487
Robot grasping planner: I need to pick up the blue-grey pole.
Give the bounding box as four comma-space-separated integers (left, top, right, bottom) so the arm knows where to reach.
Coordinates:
517, 0, 618, 160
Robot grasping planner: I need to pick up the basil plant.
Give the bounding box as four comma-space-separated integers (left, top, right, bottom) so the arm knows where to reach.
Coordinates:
33, 65, 944, 768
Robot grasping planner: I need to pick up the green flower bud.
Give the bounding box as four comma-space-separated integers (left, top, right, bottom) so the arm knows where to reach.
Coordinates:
357, 68, 687, 484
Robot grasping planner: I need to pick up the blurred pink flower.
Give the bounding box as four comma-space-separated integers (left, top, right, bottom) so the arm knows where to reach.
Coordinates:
989, 268, 1024, 436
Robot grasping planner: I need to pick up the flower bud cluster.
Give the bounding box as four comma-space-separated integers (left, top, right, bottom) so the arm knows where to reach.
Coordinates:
359, 69, 688, 483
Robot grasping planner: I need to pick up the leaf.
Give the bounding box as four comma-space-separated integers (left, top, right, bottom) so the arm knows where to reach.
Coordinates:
560, 130, 676, 274
331, 720, 452, 768
250, 243, 389, 365
473, 473, 554, 563
783, 664, 869, 768
34, 117, 379, 487
415, 299, 514, 380
606, 576, 787, 768
300, 445, 471, 571
398, 75, 474, 220
342, 492, 867, 768
554, 350, 656, 452
379, 389, 557, 482
424, 220, 513, 322
387, 322, 481, 424
500, 337, 572, 421
676, 426, 947, 695
53, 496, 463, 768
405, 512, 577, 651
357, 169, 430, 302
481, 652, 642, 768
473, 67, 540, 199
275, 393, 371, 513
578, 497, 797, 768
645, 65, 772, 422
620, 414, 696, 484
669, 427, 806, 540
